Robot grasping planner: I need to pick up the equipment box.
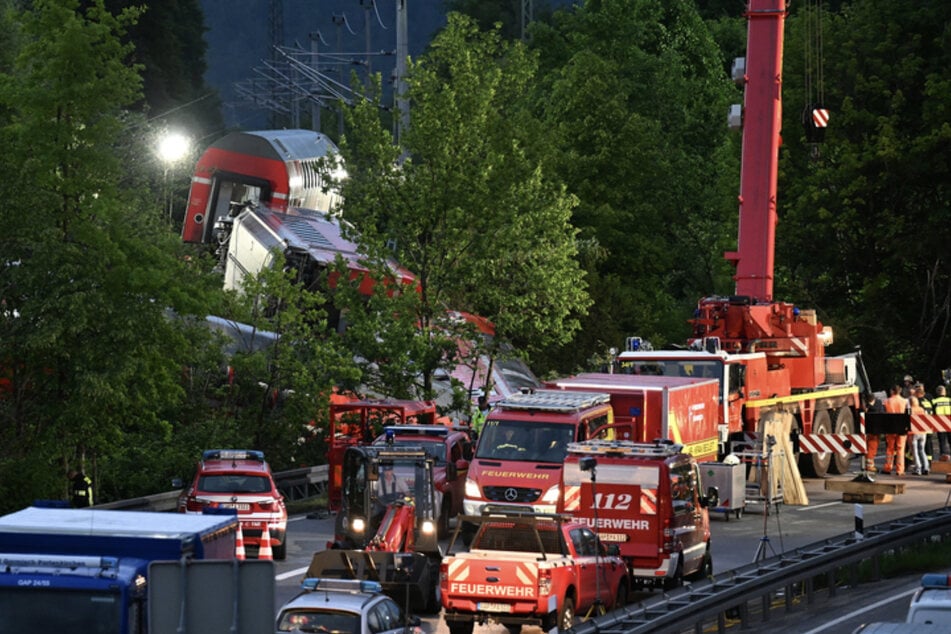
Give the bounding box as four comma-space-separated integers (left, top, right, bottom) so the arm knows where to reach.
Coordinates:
699, 461, 746, 520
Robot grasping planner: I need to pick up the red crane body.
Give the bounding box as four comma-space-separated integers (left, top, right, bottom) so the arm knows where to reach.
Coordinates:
724, 0, 786, 303
691, 0, 830, 392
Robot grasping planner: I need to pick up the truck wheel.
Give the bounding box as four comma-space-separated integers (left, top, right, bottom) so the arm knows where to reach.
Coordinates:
558, 596, 575, 630
447, 621, 474, 634
800, 410, 833, 478
438, 497, 452, 538
422, 576, 441, 614
663, 561, 684, 591
830, 406, 855, 475
687, 546, 713, 582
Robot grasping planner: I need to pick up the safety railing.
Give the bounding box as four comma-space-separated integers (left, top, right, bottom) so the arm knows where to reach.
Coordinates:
96, 464, 329, 512
570, 505, 951, 634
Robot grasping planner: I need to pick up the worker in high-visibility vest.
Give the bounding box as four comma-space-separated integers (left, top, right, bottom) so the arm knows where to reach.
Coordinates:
934, 385, 951, 458
470, 395, 490, 438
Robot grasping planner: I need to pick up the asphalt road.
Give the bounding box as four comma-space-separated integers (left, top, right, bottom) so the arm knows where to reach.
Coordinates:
271, 461, 951, 633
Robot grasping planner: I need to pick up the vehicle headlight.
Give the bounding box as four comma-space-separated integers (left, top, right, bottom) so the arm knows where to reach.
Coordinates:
541, 485, 560, 504
352, 517, 366, 533
465, 479, 481, 498
420, 520, 436, 535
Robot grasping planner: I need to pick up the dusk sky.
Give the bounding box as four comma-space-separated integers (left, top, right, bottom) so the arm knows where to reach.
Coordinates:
200, 0, 449, 129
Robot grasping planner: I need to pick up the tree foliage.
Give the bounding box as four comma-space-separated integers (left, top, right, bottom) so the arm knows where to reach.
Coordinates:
527, 0, 738, 373
207, 253, 361, 469
329, 13, 589, 402
779, 0, 951, 387
0, 0, 218, 508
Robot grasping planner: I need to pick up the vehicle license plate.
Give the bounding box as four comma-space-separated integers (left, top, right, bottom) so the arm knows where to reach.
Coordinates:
221, 503, 251, 511
477, 602, 513, 613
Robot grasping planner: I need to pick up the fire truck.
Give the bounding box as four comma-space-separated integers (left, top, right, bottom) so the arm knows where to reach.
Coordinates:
563, 439, 718, 590
462, 390, 614, 523
615, 1, 876, 478
546, 373, 721, 461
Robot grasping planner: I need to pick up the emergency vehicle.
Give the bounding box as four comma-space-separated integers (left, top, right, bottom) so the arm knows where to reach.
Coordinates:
462, 390, 613, 523
441, 510, 628, 634
546, 373, 721, 461
177, 449, 288, 560
563, 439, 718, 589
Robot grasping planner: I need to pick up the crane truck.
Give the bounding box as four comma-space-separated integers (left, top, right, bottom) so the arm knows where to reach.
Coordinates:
616, 0, 875, 478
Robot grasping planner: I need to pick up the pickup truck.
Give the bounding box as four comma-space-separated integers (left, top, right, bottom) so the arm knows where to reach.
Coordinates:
440, 510, 628, 634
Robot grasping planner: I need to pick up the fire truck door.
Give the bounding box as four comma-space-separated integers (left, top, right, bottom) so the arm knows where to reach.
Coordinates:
569, 526, 612, 607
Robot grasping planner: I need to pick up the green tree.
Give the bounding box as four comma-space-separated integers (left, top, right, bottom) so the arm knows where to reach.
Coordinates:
103, 0, 224, 229
779, 0, 951, 387
211, 253, 361, 469
0, 0, 218, 510
329, 13, 589, 404
528, 0, 738, 372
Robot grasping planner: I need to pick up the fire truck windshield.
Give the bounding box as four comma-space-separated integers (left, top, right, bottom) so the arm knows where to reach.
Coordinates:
476, 420, 575, 462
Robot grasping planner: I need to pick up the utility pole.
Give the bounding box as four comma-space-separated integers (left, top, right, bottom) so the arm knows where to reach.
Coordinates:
394, 0, 409, 143
309, 31, 322, 132
332, 13, 347, 139
269, 0, 284, 127
521, 0, 533, 41
362, 0, 374, 86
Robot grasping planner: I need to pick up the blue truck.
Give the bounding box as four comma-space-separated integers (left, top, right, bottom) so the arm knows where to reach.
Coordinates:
0, 505, 237, 633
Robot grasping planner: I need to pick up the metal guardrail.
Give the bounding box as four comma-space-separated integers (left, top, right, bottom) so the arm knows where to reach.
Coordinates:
96, 464, 330, 512
570, 505, 951, 634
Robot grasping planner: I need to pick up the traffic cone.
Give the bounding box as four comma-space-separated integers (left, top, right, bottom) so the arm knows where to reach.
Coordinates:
234, 522, 246, 560
258, 524, 273, 560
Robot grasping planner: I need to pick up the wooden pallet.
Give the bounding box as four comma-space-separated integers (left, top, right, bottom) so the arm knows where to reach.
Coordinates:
824, 478, 905, 504
930, 459, 951, 482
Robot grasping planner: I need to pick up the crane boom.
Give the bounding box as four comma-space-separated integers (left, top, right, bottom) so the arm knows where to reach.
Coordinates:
723, 0, 787, 303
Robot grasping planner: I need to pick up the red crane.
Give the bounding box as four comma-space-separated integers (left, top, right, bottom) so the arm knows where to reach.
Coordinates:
690, 0, 831, 392
724, 0, 787, 303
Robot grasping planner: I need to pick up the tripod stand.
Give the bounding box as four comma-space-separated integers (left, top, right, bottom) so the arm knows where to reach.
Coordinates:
752, 436, 780, 563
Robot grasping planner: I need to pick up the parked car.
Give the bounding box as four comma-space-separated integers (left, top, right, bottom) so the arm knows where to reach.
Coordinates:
275, 577, 422, 634
178, 449, 287, 560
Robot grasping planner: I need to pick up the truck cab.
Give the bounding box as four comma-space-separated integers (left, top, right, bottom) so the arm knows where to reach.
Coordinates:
563, 439, 718, 590
463, 390, 613, 520
0, 506, 236, 633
